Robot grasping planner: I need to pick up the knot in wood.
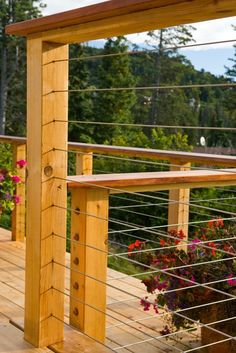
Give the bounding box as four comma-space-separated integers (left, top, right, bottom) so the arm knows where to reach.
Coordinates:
44, 165, 53, 177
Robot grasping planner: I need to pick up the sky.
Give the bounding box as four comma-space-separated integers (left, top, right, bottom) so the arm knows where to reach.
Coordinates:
42, 0, 236, 76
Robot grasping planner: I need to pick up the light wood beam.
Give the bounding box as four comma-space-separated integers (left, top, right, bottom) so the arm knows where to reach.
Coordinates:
168, 162, 190, 250
70, 188, 108, 343
25, 38, 68, 347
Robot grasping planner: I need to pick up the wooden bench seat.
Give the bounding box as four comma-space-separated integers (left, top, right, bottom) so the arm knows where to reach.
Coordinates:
68, 168, 236, 194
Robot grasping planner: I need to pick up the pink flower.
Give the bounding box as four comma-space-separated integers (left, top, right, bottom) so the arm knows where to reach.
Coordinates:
227, 275, 236, 286
0, 174, 4, 182
16, 160, 27, 168
14, 195, 21, 204
189, 238, 201, 251
140, 297, 151, 311
11, 175, 21, 183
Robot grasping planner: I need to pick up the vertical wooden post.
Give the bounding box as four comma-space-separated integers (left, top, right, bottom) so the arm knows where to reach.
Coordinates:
76, 151, 93, 175
25, 38, 68, 347
70, 187, 108, 343
12, 143, 26, 242
168, 161, 191, 249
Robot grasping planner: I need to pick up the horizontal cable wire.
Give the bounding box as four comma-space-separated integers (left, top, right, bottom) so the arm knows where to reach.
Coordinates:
49, 38, 236, 63
53, 231, 236, 304
68, 119, 236, 132
50, 82, 236, 95
51, 269, 236, 349
51, 277, 185, 353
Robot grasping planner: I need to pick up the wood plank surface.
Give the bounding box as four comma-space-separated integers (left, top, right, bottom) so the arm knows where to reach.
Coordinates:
1, 135, 236, 167
0, 228, 201, 353
68, 169, 236, 194
5, 0, 236, 42
0, 321, 52, 352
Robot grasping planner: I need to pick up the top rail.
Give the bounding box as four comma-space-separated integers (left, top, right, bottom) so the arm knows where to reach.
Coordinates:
0, 135, 236, 167
68, 169, 236, 194
5, 0, 236, 44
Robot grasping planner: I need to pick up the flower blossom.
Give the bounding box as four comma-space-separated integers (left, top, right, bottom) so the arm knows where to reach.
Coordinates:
11, 175, 21, 183
16, 160, 27, 168
188, 238, 201, 251
227, 275, 236, 286
14, 195, 21, 204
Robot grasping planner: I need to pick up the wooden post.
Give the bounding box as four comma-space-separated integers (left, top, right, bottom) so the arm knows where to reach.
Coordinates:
25, 38, 68, 347
70, 187, 108, 343
168, 161, 191, 249
12, 143, 26, 242
76, 151, 93, 175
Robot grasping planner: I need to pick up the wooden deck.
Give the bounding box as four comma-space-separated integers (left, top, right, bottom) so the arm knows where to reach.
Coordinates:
0, 228, 201, 353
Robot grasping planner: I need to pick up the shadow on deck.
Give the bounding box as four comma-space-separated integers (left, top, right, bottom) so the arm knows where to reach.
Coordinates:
0, 228, 200, 353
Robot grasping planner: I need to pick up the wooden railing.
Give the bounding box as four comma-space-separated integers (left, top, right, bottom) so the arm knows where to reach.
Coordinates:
1, 134, 236, 244
1, 135, 236, 342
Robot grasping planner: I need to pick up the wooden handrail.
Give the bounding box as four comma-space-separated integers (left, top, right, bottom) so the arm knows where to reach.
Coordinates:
5, 0, 236, 44
0, 135, 236, 167
68, 169, 236, 194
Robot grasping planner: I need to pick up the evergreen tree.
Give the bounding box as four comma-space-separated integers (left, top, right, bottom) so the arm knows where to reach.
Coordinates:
68, 44, 94, 143
94, 37, 136, 144
0, 0, 45, 135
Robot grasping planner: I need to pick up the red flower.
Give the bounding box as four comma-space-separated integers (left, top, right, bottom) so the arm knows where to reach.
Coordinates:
208, 242, 217, 257
11, 175, 21, 183
208, 220, 214, 228
16, 159, 27, 168
160, 239, 166, 247
216, 218, 224, 228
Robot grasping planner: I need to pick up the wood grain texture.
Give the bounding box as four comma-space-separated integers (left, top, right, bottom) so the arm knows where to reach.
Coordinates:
76, 152, 93, 175
0, 228, 201, 352
68, 169, 236, 194
0, 322, 52, 353
25, 38, 68, 347
1, 136, 236, 167
70, 188, 109, 343
67, 142, 236, 167
168, 162, 190, 250
5, 0, 236, 43
12, 143, 26, 242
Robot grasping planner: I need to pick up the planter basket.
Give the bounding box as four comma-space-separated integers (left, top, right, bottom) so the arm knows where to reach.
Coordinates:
200, 292, 236, 353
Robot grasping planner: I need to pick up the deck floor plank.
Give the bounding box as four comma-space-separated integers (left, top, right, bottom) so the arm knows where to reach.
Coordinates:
0, 228, 200, 352
0, 321, 52, 352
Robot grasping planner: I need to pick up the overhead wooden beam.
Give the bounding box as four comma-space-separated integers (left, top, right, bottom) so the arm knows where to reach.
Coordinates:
68, 169, 236, 194
6, 0, 236, 44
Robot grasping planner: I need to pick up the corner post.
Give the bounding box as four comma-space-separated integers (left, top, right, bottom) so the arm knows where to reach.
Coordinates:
12, 143, 26, 241
25, 37, 68, 347
70, 187, 108, 343
168, 161, 191, 249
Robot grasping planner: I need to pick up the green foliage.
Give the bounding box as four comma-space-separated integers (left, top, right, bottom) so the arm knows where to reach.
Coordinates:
94, 37, 136, 144
0, 0, 45, 135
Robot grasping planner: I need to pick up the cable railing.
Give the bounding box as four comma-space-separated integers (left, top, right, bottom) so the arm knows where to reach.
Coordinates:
0, 134, 236, 353
1, 1, 236, 352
